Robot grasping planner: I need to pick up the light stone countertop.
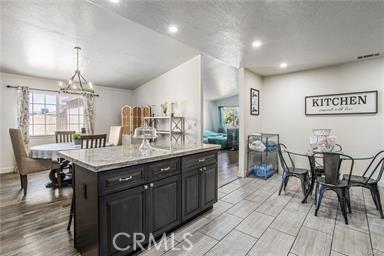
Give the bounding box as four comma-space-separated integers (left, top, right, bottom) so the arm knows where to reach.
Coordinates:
57, 143, 221, 172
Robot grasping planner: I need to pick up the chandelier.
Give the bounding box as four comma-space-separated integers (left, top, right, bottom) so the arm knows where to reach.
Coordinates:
59, 46, 95, 95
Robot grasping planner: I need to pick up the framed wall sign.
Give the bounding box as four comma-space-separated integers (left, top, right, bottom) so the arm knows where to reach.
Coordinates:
250, 88, 259, 116
305, 91, 378, 116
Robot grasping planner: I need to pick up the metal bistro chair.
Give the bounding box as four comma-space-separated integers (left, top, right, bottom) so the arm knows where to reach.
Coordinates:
67, 134, 107, 231
342, 150, 384, 219
310, 152, 354, 224
278, 144, 310, 197
313, 144, 343, 177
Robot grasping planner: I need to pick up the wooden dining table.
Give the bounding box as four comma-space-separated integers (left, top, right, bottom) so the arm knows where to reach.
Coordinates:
29, 142, 112, 188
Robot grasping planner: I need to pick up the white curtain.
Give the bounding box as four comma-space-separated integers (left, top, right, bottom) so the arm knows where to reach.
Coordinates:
17, 86, 30, 145
83, 94, 95, 134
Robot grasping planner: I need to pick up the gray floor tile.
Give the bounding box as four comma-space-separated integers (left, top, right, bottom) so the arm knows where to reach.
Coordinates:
367, 214, 384, 252
140, 236, 178, 256
227, 199, 260, 218
336, 209, 368, 233
332, 225, 372, 256
245, 190, 272, 204
248, 228, 295, 256
270, 209, 307, 236
221, 190, 252, 204
237, 182, 262, 193
330, 251, 346, 256
163, 232, 217, 256
206, 230, 257, 256
291, 227, 332, 256
218, 183, 241, 194
199, 213, 242, 240
203, 200, 233, 220
236, 211, 274, 238
256, 193, 292, 217
303, 206, 337, 235
173, 216, 211, 242
218, 191, 227, 200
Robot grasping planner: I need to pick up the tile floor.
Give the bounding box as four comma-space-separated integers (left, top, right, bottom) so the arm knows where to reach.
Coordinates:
141, 175, 384, 256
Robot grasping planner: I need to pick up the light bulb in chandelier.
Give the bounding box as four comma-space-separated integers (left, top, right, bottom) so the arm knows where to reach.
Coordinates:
88, 82, 93, 89
72, 84, 77, 89
68, 80, 72, 85
59, 81, 63, 87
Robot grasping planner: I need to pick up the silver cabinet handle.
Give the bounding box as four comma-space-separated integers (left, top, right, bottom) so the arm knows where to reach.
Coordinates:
198, 158, 206, 163
150, 183, 154, 188
199, 168, 203, 172
119, 176, 133, 182
203, 167, 207, 171
144, 185, 149, 190
160, 166, 171, 172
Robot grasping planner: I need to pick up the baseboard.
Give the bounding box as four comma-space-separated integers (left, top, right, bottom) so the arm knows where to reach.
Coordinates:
0, 166, 16, 174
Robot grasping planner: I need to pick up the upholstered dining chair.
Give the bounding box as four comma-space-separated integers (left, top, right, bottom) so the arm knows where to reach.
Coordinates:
277, 144, 310, 196
310, 152, 354, 224
55, 131, 75, 143
9, 128, 59, 196
67, 133, 107, 231
108, 126, 122, 146
342, 150, 384, 218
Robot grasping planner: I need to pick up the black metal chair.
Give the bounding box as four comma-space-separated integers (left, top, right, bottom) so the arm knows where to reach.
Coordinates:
342, 150, 384, 219
310, 152, 354, 224
277, 144, 310, 196
313, 144, 343, 177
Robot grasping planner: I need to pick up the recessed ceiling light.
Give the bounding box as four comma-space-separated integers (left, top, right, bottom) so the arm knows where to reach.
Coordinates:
279, 62, 288, 68
252, 40, 262, 48
168, 25, 178, 34
110, 0, 119, 3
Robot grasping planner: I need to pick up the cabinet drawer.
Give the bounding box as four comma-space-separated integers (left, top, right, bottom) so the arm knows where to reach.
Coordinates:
148, 159, 180, 181
99, 165, 146, 196
182, 151, 217, 171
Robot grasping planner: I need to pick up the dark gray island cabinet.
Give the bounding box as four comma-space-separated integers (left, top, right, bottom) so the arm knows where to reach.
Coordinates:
59, 145, 220, 256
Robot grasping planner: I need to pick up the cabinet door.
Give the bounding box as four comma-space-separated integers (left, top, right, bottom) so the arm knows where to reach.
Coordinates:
202, 165, 218, 209
182, 169, 202, 221
100, 185, 147, 256
147, 175, 181, 237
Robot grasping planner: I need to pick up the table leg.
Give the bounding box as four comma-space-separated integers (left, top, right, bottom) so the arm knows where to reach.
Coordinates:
302, 172, 316, 203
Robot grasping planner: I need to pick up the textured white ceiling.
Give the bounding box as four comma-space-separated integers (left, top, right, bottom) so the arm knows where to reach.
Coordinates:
0, 0, 198, 89
92, 0, 384, 76
202, 55, 238, 101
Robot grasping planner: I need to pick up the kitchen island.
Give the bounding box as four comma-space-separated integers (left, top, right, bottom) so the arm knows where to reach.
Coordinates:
58, 143, 221, 256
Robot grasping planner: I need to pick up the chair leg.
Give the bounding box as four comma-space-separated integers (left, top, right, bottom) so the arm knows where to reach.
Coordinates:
371, 184, 384, 219
67, 196, 74, 231
284, 176, 289, 191
56, 168, 62, 188
336, 189, 348, 224
345, 187, 352, 214
279, 172, 287, 196
300, 175, 307, 197
369, 186, 379, 210
19, 174, 24, 189
21, 175, 28, 196
315, 184, 325, 216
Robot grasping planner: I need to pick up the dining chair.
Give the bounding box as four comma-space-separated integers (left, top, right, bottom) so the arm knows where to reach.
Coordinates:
80, 134, 107, 149
313, 144, 343, 176
342, 150, 384, 218
310, 152, 354, 224
55, 131, 76, 143
277, 144, 310, 196
67, 133, 107, 231
108, 126, 122, 146
9, 128, 59, 196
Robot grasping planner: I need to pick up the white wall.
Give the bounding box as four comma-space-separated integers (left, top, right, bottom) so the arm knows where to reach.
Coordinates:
0, 72, 135, 173
134, 56, 202, 144
261, 58, 384, 177
238, 69, 263, 177
204, 95, 239, 132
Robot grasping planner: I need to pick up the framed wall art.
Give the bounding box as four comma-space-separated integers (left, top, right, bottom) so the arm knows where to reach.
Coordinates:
250, 88, 260, 116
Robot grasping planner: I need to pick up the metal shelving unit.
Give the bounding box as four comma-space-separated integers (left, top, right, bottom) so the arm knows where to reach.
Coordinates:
144, 116, 185, 143
247, 133, 279, 179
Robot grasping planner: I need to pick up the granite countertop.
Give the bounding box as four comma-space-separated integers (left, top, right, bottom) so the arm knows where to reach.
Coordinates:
57, 143, 221, 172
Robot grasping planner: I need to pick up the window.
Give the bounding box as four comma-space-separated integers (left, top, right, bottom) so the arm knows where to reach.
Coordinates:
29, 91, 86, 136
222, 106, 239, 127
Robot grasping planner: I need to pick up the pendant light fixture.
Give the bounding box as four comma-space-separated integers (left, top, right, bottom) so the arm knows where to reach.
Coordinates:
59, 46, 95, 95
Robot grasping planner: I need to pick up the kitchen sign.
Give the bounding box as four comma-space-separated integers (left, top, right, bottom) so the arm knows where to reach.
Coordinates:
305, 91, 378, 115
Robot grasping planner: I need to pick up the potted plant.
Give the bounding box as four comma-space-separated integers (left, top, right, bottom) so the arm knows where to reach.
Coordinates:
73, 134, 81, 145
161, 101, 168, 116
